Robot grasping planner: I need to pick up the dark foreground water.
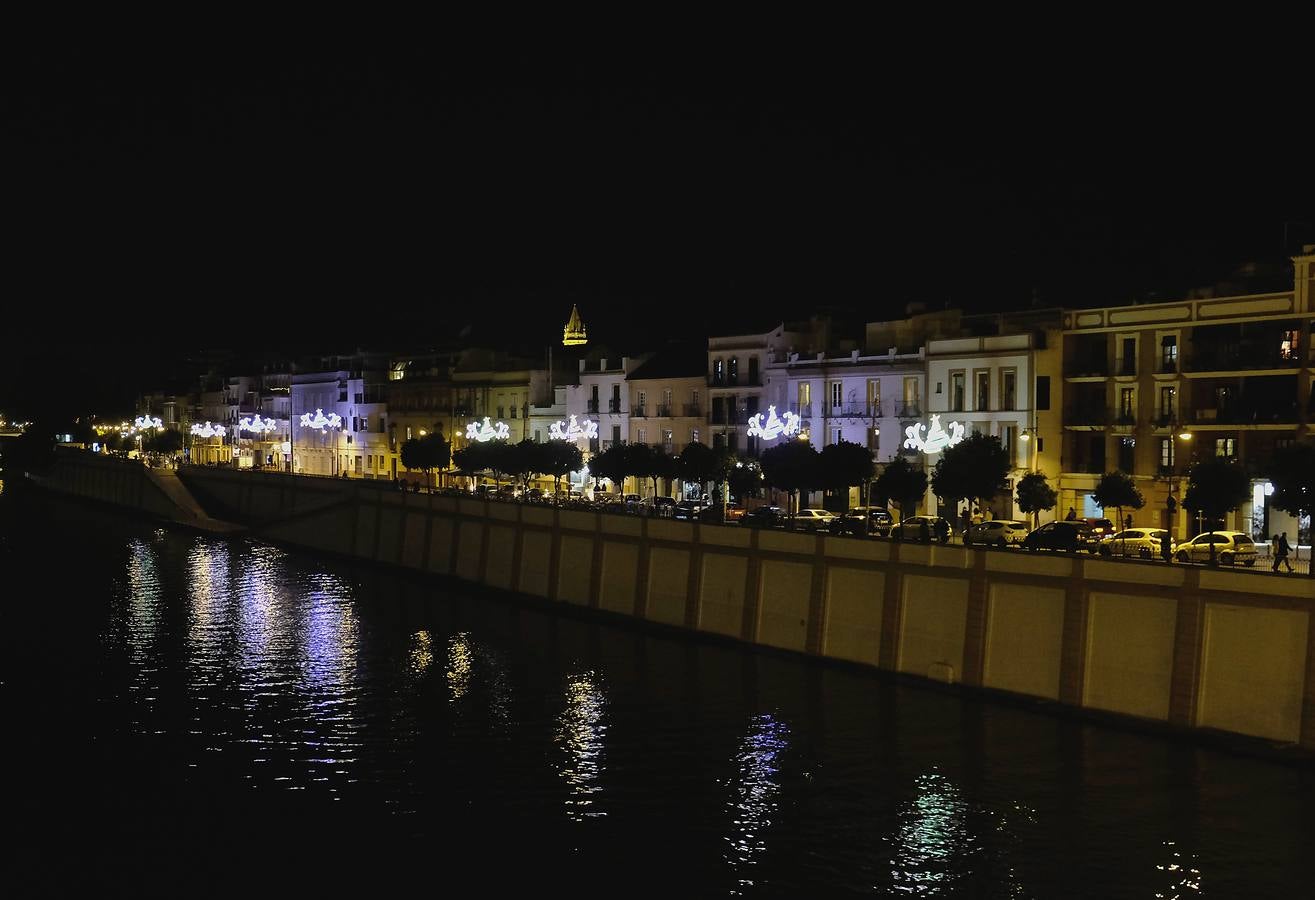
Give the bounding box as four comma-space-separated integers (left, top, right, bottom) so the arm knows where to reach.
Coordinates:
1, 492, 1310, 897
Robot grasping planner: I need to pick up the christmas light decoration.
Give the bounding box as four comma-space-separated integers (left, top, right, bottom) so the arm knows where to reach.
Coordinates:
746, 405, 801, 441
548, 414, 599, 442
190, 422, 227, 438
902, 414, 966, 454
239, 415, 277, 434
466, 417, 510, 442
299, 409, 343, 432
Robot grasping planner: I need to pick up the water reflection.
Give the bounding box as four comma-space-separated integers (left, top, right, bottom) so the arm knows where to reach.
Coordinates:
185, 541, 231, 690
555, 671, 608, 821
1155, 840, 1203, 898
725, 714, 789, 894
124, 538, 164, 720
890, 770, 969, 895
408, 630, 434, 679
446, 632, 474, 701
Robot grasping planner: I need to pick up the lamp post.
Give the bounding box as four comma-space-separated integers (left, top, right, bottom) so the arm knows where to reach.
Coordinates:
1167, 428, 1193, 540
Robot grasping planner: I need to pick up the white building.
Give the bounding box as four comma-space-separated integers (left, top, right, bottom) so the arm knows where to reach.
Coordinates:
707, 325, 807, 456
291, 366, 395, 479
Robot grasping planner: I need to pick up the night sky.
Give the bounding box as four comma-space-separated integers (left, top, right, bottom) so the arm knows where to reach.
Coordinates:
4, 46, 1311, 420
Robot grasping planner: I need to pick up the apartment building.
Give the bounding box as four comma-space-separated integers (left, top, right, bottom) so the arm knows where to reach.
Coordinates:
291, 355, 394, 479
1059, 245, 1315, 539
707, 324, 809, 456
627, 345, 707, 466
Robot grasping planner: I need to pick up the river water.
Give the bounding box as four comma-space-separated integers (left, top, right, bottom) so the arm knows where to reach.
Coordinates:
1, 492, 1310, 897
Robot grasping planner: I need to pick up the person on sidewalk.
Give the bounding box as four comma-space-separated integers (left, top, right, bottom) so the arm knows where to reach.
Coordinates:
1160, 531, 1173, 563
1065, 506, 1077, 521
1274, 532, 1294, 573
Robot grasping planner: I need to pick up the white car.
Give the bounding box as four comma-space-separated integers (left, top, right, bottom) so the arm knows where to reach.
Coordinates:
793, 509, 836, 531
1174, 531, 1258, 566
1099, 527, 1175, 559
966, 520, 1030, 547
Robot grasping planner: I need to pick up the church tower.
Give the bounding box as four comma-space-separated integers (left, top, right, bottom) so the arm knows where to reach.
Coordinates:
562, 304, 588, 347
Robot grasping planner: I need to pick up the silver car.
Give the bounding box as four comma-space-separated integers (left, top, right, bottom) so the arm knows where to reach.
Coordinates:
1175, 531, 1258, 566
966, 520, 1030, 547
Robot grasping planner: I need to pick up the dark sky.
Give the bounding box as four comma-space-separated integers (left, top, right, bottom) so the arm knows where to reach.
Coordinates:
4, 45, 1311, 419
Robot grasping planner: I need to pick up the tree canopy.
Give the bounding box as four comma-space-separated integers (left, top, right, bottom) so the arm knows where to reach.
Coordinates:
1183, 457, 1251, 563
761, 440, 820, 522
1268, 441, 1315, 576
1091, 470, 1144, 527
1015, 472, 1058, 527
930, 432, 1010, 510
875, 457, 926, 523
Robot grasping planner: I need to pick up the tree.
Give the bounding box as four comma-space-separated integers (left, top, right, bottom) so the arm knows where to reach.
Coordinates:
400, 431, 450, 491
760, 440, 820, 525
1015, 472, 1058, 528
875, 456, 927, 524
147, 429, 184, 456
1183, 458, 1251, 565
1090, 470, 1144, 530
677, 442, 723, 497
630, 443, 675, 498
1268, 441, 1315, 576
930, 432, 1010, 517
588, 441, 630, 494
540, 440, 584, 499
819, 440, 875, 510
726, 456, 763, 503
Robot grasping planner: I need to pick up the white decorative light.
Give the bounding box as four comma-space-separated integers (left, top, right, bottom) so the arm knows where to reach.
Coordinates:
280, 441, 291, 453
239, 415, 277, 434
902, 414, 966, 454
134, 415, 163, 430
746, 405, 801, 441
299, 409, 343, 432
465, 417, 510, 442
548, 414, 599, 442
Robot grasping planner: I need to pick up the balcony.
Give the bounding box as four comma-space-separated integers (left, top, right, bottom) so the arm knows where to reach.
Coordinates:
586, 399, 600, 414
894, 401, 922, 418
826, 404, 880, 418
609, 398, 622, 413
633, 406, 648, 418
711, 407, 741, 425
1194, 405, 1299, 425
1187, 349, 1301, 373
683, 403, 703, 417
656, 405, 672, 417
1067, 406, 1109, 427
791, 403, 813, 418
1064, 360, 1109, 378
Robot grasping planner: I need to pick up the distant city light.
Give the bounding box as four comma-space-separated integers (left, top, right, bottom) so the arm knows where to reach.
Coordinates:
549, 415, 599, 442
746, 405, 801, 441
299, 409, 343, 432
466, 417, 510, 442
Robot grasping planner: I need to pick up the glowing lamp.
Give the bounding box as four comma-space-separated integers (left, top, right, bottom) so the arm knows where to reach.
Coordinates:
465, 417, 510, 442
549, 414, 599, 442
1177, 431, 1192, 441
746, 405, 801, 441
903, 414, 966, 455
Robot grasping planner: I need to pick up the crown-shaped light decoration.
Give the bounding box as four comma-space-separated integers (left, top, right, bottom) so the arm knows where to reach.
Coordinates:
903, 414, 966, 454
239, 415, 277, 434
190, 421, 227, 438
746, 405, 802, 441
134, 415, 163, 430
299, 409, 343, 432
466, 417, 510, 442
548, 414, 599, 442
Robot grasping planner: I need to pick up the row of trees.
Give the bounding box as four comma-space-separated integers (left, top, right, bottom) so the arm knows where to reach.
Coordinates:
449, 438, 584, 497
589, 441, 763, 501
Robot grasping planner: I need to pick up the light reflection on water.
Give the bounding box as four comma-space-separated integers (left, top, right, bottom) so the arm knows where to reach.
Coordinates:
555, 670, 608, 821
2, 506, 1301, 895
725, 714, 788, 894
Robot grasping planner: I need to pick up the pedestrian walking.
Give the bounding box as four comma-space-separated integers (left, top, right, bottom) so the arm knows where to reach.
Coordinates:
935, 518, 950, 544
1160, 531, 1173, 563
1274, 532, 1294, 573
971, 507, 982, 526
1124, 514, 1133, 530
1065, 506, 1077, 521
919, 520, 930, 543
960, 508, 971, 540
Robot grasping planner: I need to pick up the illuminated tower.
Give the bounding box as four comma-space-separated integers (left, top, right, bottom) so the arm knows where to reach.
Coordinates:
562, 304, 588, 347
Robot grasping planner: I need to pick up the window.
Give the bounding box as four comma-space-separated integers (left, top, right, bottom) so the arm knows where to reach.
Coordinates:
1120, 337, 1137, 375
1160, 437, 1175, 470
831, 381, 843, 409
1159, 386, 1176, 420
1214, 385, 1234, 414
798, 382, 811, 405
534, 429, 542, 443
1118, 437, 1135, 473
869, 427, 880, 449
1119, 388, 1135, 422
637, 427, 647, 443
713, 359, 724, 384
748, 357, 759, 384
1279, 330, 1298, 361
951, 372, 965, 411
1036, 376, 1051, 410
1161, 335, 1178, 370
496, 406, 504, 420
691, 390, 700, 407
831, 427, 841, 445
637, 391, 646, 414
975, 371, 990, 411
691, 428, 700, 444
903, 377, 918, 403
611, 425, 621, 444
1002, 425, 1016, 462
728, 357, 738, 385
1215, 437, 1236, 458
1002, 371, 1016, 411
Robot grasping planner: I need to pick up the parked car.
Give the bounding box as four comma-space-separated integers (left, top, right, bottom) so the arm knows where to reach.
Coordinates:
1082, 517, 1116, 539
793, 508, 837, 531
890, 515, 952, 542
967, 520, 1031, 547
1099, 527, 1175, 559
740, 506, 787, 529
698, 503, 747, 524
1175, 531, 1258, 566
650, 496, 677, 516
1022, 521, 1099, 554
829, 507, 894, 537
673, 499, 709, 521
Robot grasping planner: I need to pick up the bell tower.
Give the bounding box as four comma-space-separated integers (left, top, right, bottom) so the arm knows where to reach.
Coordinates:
562, 304, 588, 347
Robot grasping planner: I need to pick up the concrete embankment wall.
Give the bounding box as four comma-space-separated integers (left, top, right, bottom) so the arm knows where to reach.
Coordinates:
42, 455, 1315, 751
